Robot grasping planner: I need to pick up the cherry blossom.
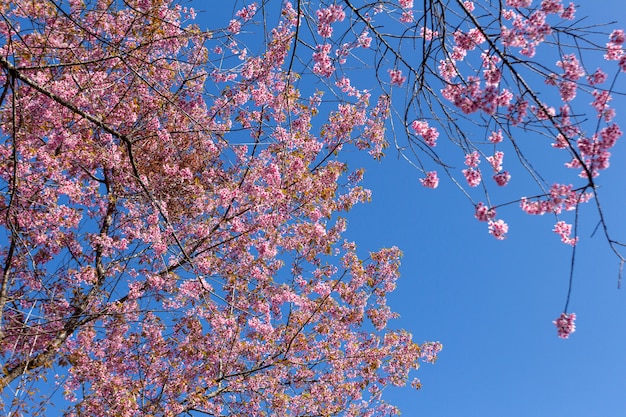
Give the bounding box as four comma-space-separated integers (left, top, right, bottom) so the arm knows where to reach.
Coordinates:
0, 0, 623, 414
553, 312, 576, 339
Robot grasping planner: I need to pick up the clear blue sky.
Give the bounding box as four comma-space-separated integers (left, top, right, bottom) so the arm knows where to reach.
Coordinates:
203, 1, 626, 416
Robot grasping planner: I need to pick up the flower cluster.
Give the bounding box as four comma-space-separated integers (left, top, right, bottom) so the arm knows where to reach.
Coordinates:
553, 220, 577, 246
389, 69, 406, 87
521, 184, 592, 215
411, 120, 439, 146
553, 312, 576, 339
475, 202, 496, 222
316, 5, 345, 38
419, 171, 439, 188
488, 219, 509, 240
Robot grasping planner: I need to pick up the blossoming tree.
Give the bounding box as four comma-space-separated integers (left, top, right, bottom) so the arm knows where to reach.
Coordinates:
0, 0, 623, 415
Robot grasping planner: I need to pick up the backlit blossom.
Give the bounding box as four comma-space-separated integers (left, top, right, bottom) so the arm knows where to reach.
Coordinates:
420, 171, 439, 188
389, 69, 406, 86
493, 171, 511, 186
488, 219, 509, 240
411, 120, 439, 146
475, 202, 496, 221
553, 220, 578, 246
553, 312, 576, 339
462, 167, 481, 187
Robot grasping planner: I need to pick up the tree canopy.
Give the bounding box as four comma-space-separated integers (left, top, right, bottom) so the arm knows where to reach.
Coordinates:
0, 0, 623, 415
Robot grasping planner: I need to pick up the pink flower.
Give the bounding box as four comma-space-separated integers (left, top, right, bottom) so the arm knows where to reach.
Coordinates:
560, 2, 575, 20
493, 171, 511, 186
312, 44, 334, 77
462, 167, 481, 187
420, 171, 439, 188
400, 10, 413, 23
420, 27, 439, 40
553, 220, 578, 246
553, 312, 576, 339
411, 120, 439, 146
489, 130, 503, 144
475, 202, 496, 222
464, 151, 480, 168
486, 151, 504, 172
316, 5, 346, 38
236, 3, 257, 22
488, 219, 508, 240
227, 19, 242, 34
587, 68, 607, 86
388, 69, 406, 86
610, 29, 626, 45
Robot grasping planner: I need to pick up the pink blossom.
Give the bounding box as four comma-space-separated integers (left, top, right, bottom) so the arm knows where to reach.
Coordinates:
389, 69, 406, 87
587, 68, 607, 86
558, 81, 577, 102
475, 202, 496, 221
489, 130, 504, 144
552, 134, 569, 149
486, 151, 504, 172
420, 171, 439, 188
358, 31, 372, 48
620, 56, 626, 72
463, 1, 475, 12
560, 2, 575, 19
464, 151, 481, 168
236, 3, 257, 22
438, 60, 456, 81
227, 19, 242, 34
506, 0, 532, 6
411, 120, 439, 146
462, 167, 482, 187
420, 27, 439, 40
553, 312, 576, 339
312, 44, 334, 77
316, 5, 346, 38
541, 0, 563, 15
553, 221, 578, 246
493, 171, 511, 186
400, 11, 413, 23
488, 219, 509, 240
557, 54, 584, 81
610, 29, 626, 45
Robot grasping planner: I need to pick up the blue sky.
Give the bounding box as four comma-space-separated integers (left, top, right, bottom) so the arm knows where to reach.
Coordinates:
198, 0, 626, 415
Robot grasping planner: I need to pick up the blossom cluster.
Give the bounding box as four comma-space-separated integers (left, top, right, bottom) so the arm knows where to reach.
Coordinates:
553, 312, 576, 339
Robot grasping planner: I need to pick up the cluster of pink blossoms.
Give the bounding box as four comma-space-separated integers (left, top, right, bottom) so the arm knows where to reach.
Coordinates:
605, 29, 626, 71
474, 202, 496, 222
521, 184, 591, 216
553, 220, 577, 246
569, 123, 622, 178
389, 69, 406, 87
462, 151, 482, 188
474, 203, 509, 240
313, 44, 334, 77
501, 0, 575, 57
411, 120, 439, 147
398, 0, 414, 22
488, 219, 509, 240
235, 3, 257, 21
419, 171, 439, 189
553, 312, 576, 339
316, 5, 345, 38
